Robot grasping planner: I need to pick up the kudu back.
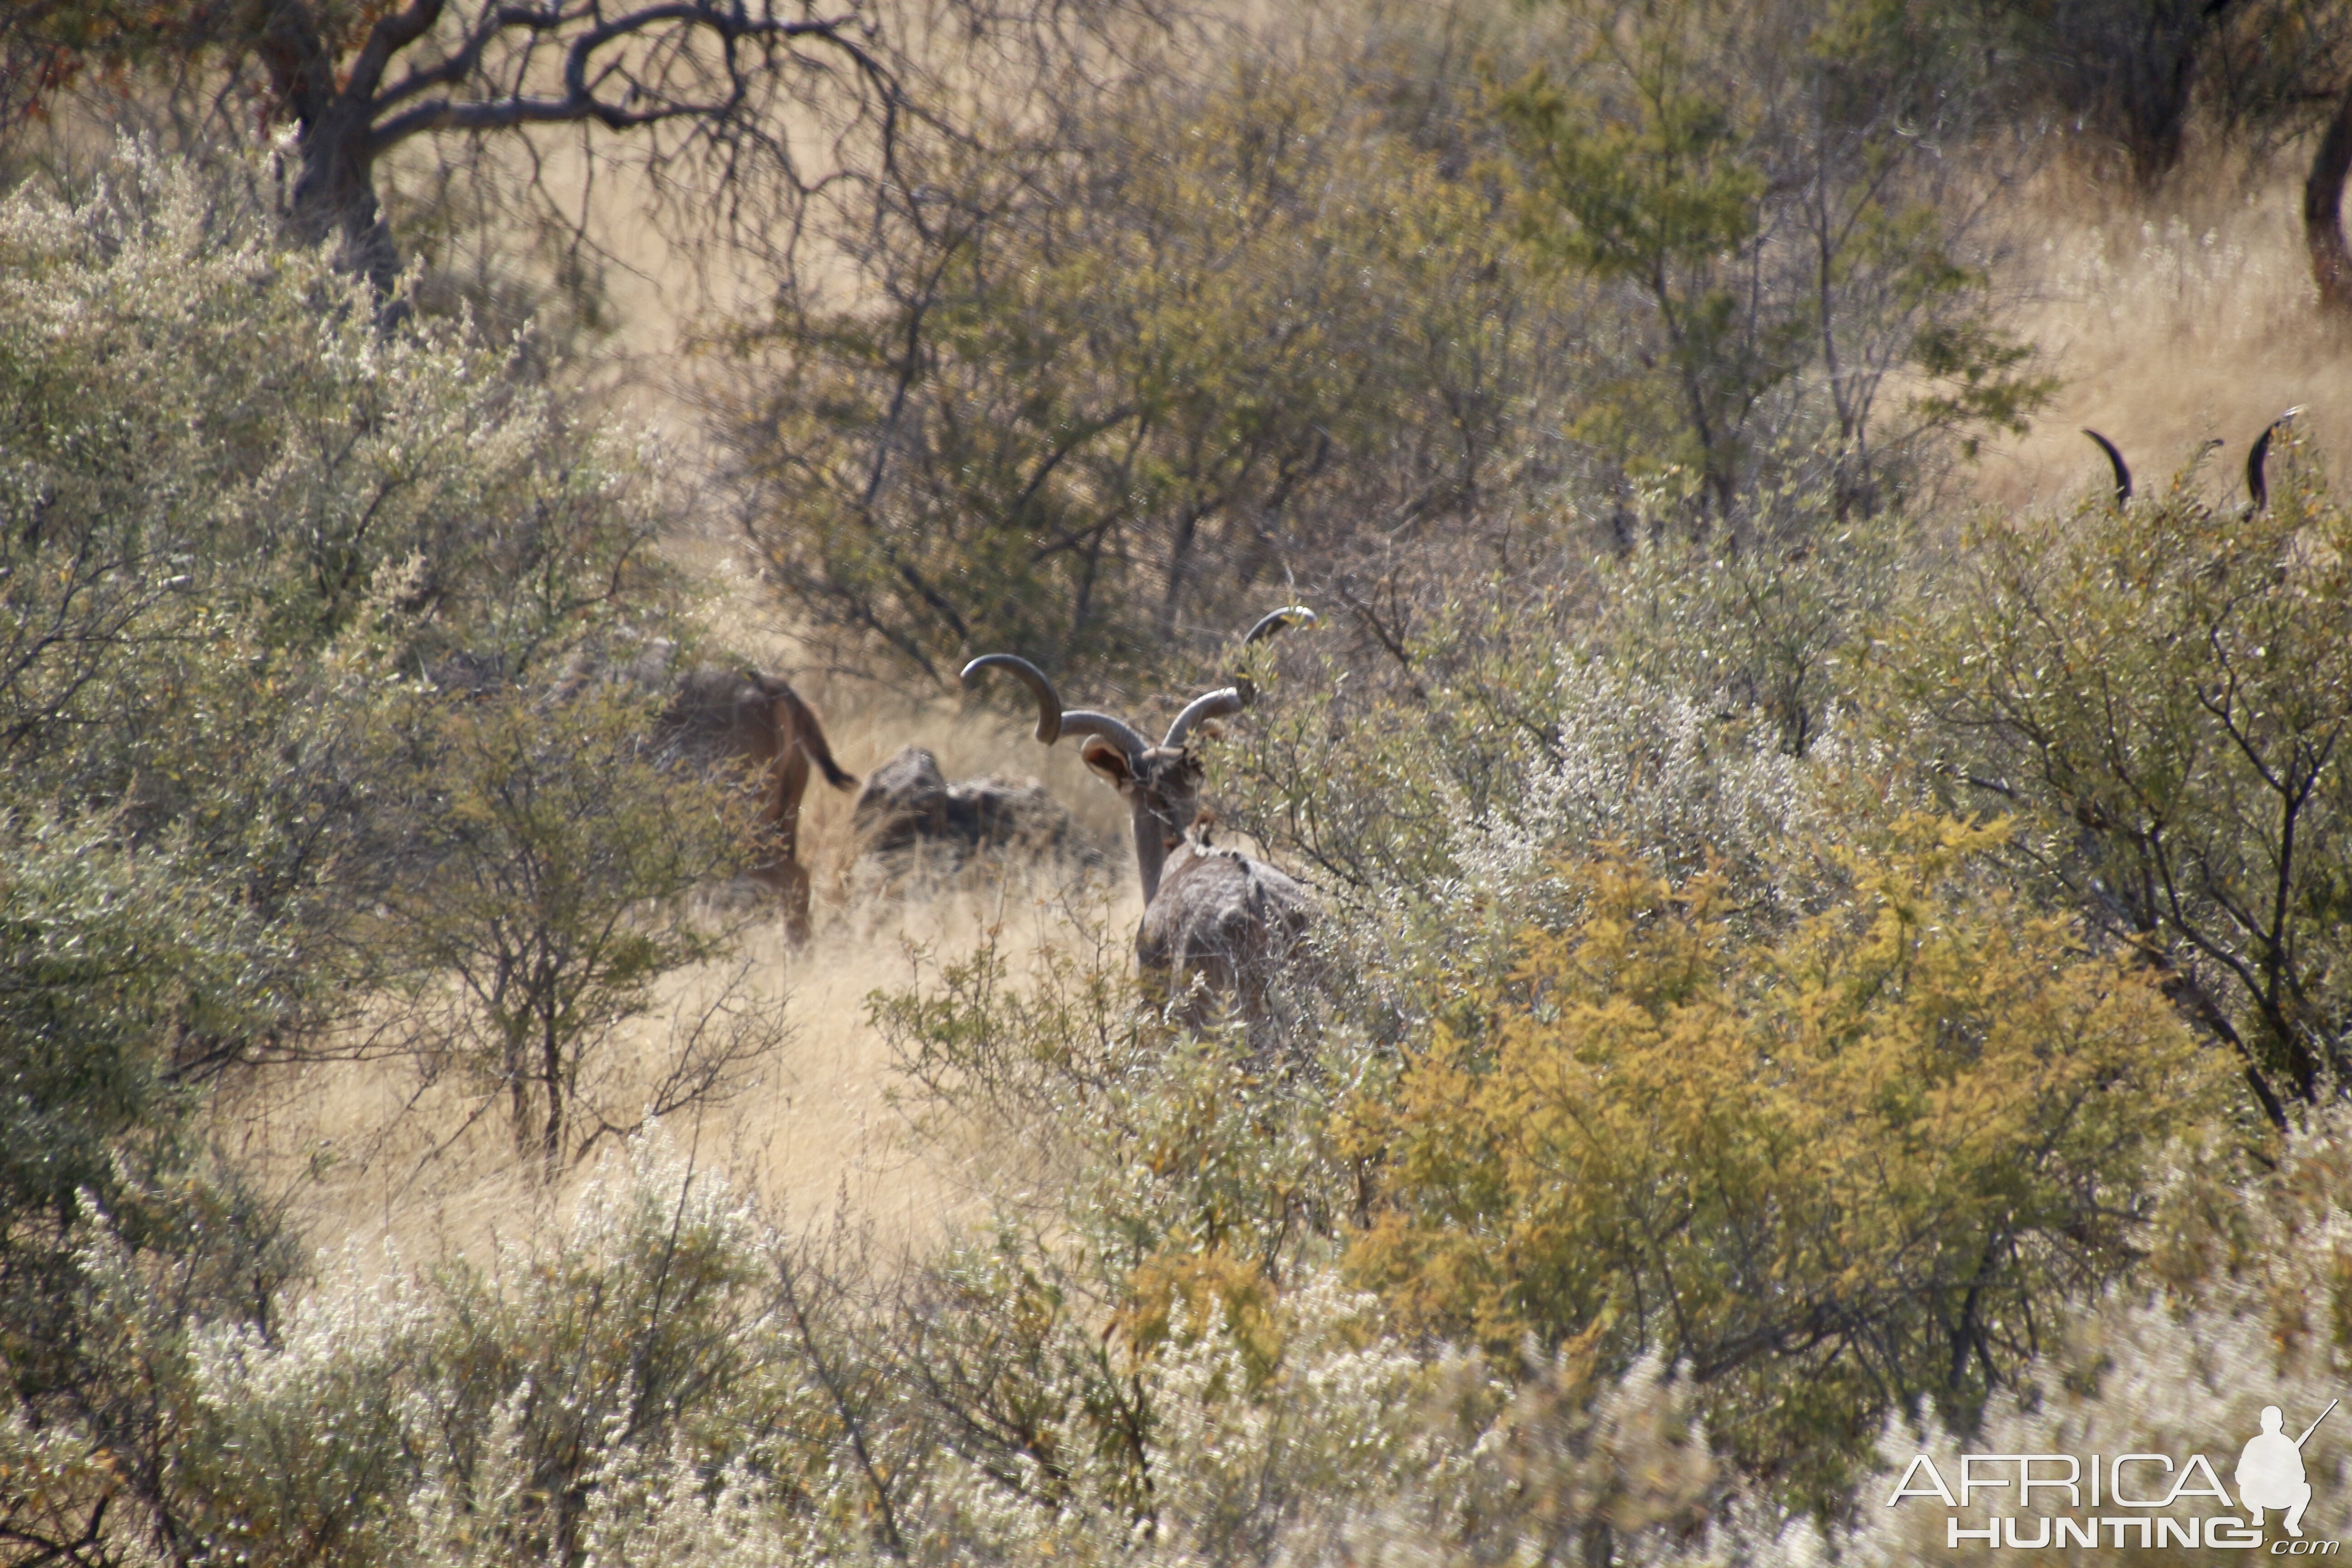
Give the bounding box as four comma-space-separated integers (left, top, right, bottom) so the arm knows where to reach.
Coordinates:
962, 608, 1317, 1024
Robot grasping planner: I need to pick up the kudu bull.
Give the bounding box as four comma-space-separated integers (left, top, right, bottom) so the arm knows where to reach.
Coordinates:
962, 608, 1318, 1023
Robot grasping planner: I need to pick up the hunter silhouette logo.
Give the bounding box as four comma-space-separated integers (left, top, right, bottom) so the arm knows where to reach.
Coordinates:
2240, 1400, 2336, 1539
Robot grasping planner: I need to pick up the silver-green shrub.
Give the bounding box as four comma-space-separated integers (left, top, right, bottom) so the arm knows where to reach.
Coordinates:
0, 145, 773, 1565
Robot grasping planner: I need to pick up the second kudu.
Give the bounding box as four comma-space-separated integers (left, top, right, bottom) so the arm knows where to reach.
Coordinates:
963, 608, 1318, 1023
2083, 408, 2302, 514
656, 667, 857, 943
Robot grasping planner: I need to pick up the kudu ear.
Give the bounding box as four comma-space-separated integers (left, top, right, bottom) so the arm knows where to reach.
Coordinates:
1080, 737, 1133, 787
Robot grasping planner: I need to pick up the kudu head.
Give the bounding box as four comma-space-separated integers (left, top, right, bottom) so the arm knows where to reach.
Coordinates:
2083, 408, 2301, 514
961, 607, 1315, 904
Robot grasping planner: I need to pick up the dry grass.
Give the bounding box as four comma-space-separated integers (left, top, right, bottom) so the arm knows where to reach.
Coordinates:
215, 854, 1141, 1270
216, 523, 1142, 1269
681, 612, 1143, 1247
1972, 157, 2352, 510
225, 132, 2352, 1276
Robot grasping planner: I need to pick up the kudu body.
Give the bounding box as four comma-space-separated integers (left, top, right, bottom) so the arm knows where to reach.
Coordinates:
2083, 409, 2302, 514
657, 668, 857, 942
963, 608, 1317, 1023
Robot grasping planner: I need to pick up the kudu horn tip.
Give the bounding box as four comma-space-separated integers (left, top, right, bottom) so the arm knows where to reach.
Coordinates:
961, 653, 1063, 745
2082, 429, 2132, 506
1243, 605, 1318, 645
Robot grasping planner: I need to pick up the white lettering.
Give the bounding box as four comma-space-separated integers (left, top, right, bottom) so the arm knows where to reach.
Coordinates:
1885, 1454, 1956, 1508
2166, 1452, 2232, 1508
2209, 1516, 2266, 1548
1960, 1455, 2013, 1506
2019, 1453, 2080, 1509
2111, 1454, 2173, 1508
1887, 1441, 2332, 1552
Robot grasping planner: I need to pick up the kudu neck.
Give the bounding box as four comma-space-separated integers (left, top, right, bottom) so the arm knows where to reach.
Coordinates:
1129, 800, 1171, 905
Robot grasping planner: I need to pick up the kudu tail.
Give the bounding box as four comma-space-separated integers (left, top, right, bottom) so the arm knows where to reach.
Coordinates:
779, 685, 858, 790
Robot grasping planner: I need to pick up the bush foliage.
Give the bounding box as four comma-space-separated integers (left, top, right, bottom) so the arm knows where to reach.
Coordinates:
1347, 822, 2219, 1503
1896, 444, 2352, 1126
723, 4, 2038, 691
11, 3, 2352, 1563
0, 147, 784, 1565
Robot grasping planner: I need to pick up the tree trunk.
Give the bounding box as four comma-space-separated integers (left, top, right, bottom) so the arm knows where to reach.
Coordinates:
2305, 77, 2352, 314
258, 0, 402, 295
541, 1014, 566, 1173
508, 1036, 531, 1154
1158, 507, 1202, 642
2121, 10, 2199, 188
292, 110, 401, 297
2114, 0, 2243, 190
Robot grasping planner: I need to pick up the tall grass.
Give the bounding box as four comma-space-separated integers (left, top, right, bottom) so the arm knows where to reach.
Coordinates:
1980, 160, 2352, 507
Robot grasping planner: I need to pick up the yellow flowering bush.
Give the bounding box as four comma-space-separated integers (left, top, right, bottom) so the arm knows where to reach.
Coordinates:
1346, 817, 2224, 1502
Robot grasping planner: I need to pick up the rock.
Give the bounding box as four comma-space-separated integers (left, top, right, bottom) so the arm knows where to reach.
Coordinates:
853, 746, 952, 850
853, 745, 1095, 865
